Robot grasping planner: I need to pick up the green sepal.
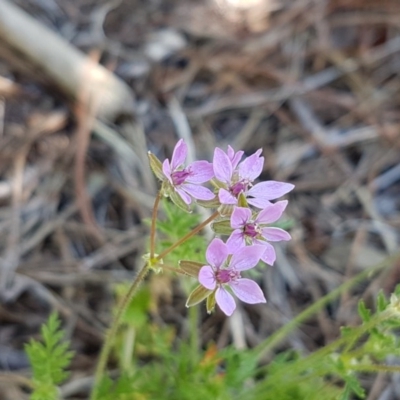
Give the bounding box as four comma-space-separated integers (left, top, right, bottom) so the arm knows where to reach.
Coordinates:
211, 219, 233, 235
237, 192, 248, 207
148, 151, 165, 181
210, 178, 226, 189
206, 290, 216, 314
218, 204, 234, 217
186, 285, 212, 307
196, 196, 221, 209
169, 187, 192, 213
179, 260, 204, 277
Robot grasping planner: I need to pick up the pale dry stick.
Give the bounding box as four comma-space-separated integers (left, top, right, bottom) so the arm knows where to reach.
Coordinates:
0, 0, 134, 122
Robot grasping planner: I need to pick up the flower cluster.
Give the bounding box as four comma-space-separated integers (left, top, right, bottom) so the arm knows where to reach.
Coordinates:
149, 140, 294, 316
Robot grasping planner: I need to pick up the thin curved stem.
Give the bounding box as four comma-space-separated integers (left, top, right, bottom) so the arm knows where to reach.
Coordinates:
91, 262, 150, 400
351, 364, 400, 374
150, 191, 162, 259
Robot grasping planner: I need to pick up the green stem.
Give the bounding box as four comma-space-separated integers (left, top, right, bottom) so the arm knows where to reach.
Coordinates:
150, 191, 162, 259
91, 262, 150, 400
156, 211, 219, 261
351, 364, 400, 374
253, 252, 400, 362
189, 305, 199, 366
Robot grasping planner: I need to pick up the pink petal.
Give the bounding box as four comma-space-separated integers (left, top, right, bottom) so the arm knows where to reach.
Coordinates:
213, 148, 233, 183
247, 197, 272, 209
227, 145, 244, 169
230, 207, 252, 229
198, 265, 216, 290
162, 159, 172, 183
238, 150, 264, 181
255, 200, 288, 224
170, 139, 187, 170
227, 145, 235, 161
226, 230, 246, 253
257, 241, 276, 265
181, 184, 215, 200
216, 286, 236, 316
186, 161, 214, 184
230, 245, 265, 271
175, 187, 192, 205
261, 227, 291, 242
206, 238, 228, 269
218, 188, 237, 205
230, 278, 266, 304
247, 181, 294, 201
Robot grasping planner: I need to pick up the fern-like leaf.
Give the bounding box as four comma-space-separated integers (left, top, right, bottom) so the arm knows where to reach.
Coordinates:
25, 313, 74, 400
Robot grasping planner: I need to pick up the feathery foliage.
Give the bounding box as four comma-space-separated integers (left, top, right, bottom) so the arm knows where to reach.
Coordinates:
25, 313, 74, 400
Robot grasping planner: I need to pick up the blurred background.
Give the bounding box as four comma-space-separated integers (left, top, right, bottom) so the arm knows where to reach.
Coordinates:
0, 0, 400, 398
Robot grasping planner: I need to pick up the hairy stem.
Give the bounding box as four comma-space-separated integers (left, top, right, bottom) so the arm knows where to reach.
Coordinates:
351, 364, 400, 374
150, 191, 162, 259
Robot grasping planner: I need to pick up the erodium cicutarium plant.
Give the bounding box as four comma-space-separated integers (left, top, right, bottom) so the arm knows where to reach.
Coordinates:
91, 139, 294, 398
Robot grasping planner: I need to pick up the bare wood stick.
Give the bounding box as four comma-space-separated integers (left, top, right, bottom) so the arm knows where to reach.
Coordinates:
0, 0, 135, 122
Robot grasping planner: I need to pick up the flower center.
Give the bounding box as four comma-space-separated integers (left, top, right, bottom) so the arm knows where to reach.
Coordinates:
243, 222, 259, 238
171, 168, 191, 186
216, 268, 240, 284
230, 181, 247, 196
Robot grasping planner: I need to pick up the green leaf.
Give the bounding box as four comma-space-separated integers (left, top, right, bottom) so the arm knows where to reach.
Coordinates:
25, 313, 73, 400
376, 290, 388, 313
358, 300, 371, 323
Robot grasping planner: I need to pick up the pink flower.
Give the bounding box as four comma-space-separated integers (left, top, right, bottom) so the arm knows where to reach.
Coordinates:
226, 201, 291, 266
162, 139, 215, 205
198, 238, 266, 316
213, 147, 294, 208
